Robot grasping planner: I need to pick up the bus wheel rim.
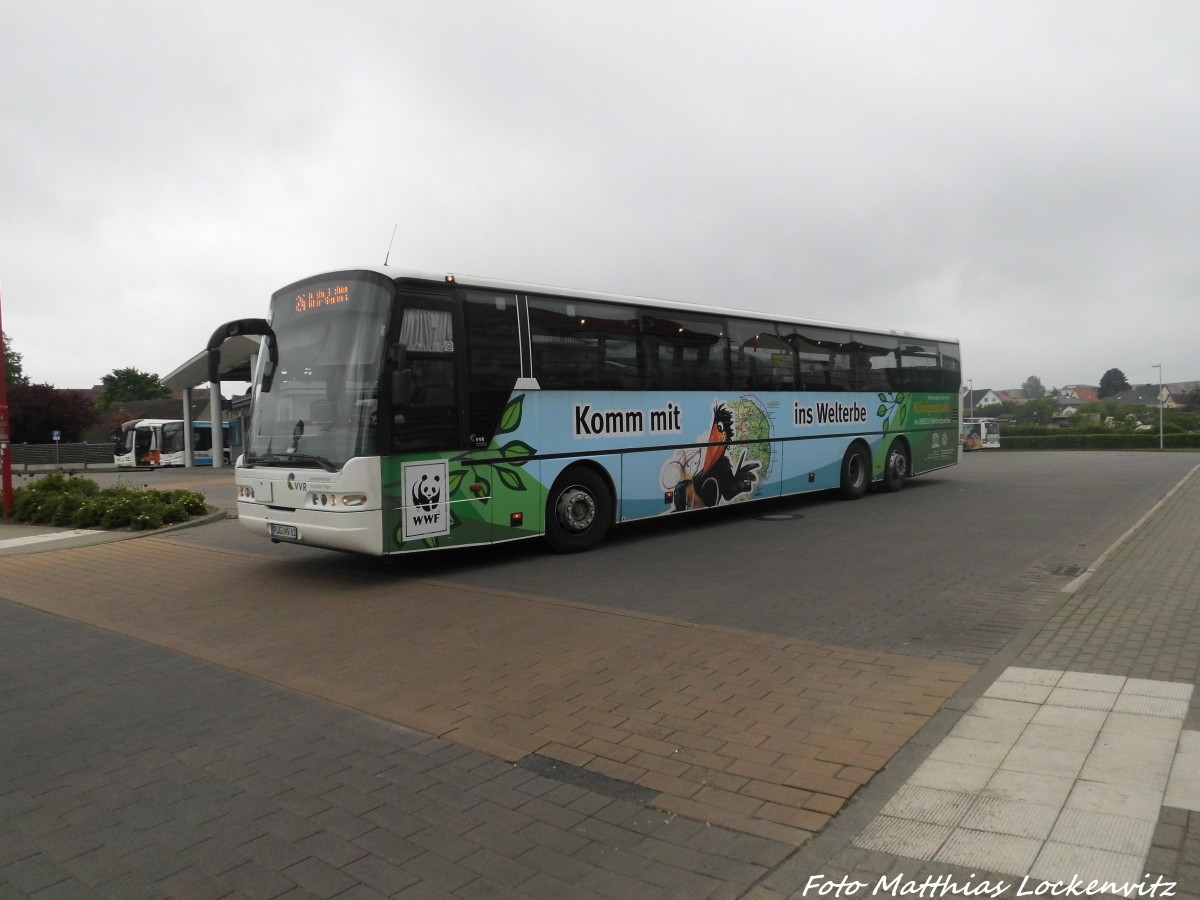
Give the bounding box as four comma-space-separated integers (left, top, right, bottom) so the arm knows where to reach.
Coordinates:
558, 488, 596, 532
849, 454, 864, 487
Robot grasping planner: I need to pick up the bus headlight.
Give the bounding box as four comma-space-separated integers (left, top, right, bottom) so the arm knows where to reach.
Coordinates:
238, 485, 256, 500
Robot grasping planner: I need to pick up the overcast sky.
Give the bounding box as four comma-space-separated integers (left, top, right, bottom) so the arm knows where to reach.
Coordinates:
3, 1, 1198, 394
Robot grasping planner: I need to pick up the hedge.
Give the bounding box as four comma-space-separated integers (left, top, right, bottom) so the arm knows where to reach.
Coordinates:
10, 473, 210, 530
1000, 433, 1200, 450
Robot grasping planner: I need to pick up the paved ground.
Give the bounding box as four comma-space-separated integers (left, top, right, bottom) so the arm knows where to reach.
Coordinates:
2, 456, 1200, 898
760, 460, 1200, 899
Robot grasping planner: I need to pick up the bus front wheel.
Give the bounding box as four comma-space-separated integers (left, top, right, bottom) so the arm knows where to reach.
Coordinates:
882, 441, 909, 493
546, 467, 612, 553
839, 444, 870, 500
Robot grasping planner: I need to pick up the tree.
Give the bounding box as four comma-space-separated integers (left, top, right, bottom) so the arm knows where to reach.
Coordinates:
1022, 375, 1046, 399
3, 333, 30, 387
96, 367, 171, 410
7, 384, 99, 442
1098, 368, 1131, 399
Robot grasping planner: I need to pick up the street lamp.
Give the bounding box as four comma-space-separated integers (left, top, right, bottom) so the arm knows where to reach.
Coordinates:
1152, 364, 1163, 451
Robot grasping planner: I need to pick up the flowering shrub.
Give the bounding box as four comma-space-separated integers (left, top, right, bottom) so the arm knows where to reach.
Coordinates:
10, 473, 209, 530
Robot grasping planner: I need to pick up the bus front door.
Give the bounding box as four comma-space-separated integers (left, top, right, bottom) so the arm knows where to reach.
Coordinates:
386, 297, 489, 550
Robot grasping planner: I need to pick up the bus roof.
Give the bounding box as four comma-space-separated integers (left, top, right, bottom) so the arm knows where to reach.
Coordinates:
288, 265, 960, 346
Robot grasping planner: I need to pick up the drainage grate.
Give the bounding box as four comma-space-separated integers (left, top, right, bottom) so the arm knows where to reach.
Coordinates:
752, 513, 804, 521
517, 754, 657, 802
1052, 565, 1085, 577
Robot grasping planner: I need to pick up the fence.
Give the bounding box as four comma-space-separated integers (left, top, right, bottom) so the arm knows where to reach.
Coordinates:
2, 442, 116, 470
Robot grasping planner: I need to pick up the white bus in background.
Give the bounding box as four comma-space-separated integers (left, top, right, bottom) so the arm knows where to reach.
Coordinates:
114, 419, 231, 467
961, 417, 1000, 450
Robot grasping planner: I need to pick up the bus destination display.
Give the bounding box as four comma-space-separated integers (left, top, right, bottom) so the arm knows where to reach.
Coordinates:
294, 284, 350, 314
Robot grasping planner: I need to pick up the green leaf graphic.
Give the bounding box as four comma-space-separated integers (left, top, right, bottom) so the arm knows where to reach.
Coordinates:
497, 395, 524, 435
495, 466, 526, 491
448, 469, 467, 494
498, 440, 535, 465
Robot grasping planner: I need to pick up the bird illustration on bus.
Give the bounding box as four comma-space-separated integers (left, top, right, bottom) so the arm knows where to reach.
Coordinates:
663, 401, 764, 511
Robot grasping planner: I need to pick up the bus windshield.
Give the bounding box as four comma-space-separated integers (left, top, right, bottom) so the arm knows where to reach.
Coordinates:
246, 274, 393, 470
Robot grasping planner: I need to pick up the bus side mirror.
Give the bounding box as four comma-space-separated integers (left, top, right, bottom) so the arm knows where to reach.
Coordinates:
207, 318, 278, 392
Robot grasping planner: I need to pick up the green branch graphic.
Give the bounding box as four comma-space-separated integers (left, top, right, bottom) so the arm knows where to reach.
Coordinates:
876, 392, 910, 432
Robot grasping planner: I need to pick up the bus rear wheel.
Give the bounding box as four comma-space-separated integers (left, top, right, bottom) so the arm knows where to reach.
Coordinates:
839, 444, 870, 500
546, 467, 613, 553
882, 441, 909, 493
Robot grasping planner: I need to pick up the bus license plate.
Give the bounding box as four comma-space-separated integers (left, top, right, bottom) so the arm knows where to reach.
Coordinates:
269, 523, 299, 541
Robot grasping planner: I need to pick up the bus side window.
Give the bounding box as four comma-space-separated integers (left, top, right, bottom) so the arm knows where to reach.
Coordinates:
641, 311, 728, 391
392, 306, 460, 451
729, 318, 794, 391
529, 296, 639, 390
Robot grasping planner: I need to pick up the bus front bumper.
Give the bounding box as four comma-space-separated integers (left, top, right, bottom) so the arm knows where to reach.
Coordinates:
236, 502, 384, 556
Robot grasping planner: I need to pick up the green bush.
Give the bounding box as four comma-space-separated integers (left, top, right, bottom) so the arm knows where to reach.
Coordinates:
1002, 432, 1200, 450
9, 476, 211, 530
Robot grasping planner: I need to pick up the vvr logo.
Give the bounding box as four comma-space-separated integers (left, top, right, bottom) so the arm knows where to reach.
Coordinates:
286, 473, 307, 492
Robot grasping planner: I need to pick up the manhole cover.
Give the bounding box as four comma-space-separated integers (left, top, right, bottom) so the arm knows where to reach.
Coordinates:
1053, 565, 1084, 577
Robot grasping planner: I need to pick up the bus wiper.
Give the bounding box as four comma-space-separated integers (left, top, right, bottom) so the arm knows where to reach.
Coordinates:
254, 452, 339, 473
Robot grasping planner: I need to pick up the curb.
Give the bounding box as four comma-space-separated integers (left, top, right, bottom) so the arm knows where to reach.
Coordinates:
0, 507, 231, 556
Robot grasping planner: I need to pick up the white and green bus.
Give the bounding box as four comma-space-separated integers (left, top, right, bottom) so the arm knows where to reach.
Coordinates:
208, 268, 961, 556
115, 418, 232, 467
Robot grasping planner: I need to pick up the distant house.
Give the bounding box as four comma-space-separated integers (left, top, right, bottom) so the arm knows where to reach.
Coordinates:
964, 389, 1004, 413
997, 389, 1030, 404
1164, 382, 1200, 409
1110, 384, 1165, 407
1058, 385, 1100, 403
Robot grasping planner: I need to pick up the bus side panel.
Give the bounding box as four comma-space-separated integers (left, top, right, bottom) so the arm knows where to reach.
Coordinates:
779, 435, 845, 495
890, 392, 960, 475
614, 392, 780, 523
376, 389, 960, 553
382, 450, 542, 553
380, 392, 548, 554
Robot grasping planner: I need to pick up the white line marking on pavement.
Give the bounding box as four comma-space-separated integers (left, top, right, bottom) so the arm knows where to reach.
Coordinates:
0, 530, 105, 549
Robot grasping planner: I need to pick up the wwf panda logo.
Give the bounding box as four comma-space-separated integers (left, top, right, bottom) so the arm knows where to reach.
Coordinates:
411, 473, 441, 512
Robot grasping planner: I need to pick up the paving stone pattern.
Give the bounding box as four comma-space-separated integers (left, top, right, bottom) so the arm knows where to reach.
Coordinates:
0, 600, 792, 899
0, 538, 973, 846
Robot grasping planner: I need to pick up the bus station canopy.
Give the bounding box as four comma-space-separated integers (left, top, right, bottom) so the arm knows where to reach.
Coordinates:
163, 335, 259, 391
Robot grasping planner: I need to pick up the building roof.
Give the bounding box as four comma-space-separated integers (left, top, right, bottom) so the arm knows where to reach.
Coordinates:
1111, 384, 1162, 405
162, 335, 260, 391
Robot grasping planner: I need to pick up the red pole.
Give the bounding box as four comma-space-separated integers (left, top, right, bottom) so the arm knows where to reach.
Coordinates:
0, 275, 12, 520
